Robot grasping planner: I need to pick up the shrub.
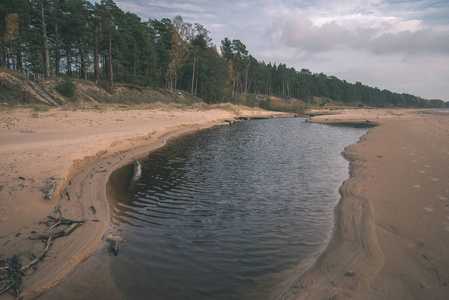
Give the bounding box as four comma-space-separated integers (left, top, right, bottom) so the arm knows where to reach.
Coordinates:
56, 77, 77, 97
259, 97, 271, 110
245, 94, 259, 107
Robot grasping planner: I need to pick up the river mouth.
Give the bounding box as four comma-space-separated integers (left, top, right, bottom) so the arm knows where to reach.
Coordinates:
105, 118, 371, 299
40, 118, 371, 299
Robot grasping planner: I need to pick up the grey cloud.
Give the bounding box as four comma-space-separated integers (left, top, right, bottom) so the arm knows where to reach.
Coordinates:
276, 16, 449, 57
367, 28, 449, 55
281, 17, 350, 52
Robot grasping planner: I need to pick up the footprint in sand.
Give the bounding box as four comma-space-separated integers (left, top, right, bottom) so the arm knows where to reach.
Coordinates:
410, 236, 427, 250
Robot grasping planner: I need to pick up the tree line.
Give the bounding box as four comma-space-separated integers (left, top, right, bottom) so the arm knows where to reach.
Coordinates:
1, 0, 446, 108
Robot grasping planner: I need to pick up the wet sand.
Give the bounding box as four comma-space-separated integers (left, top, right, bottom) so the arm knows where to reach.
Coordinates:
2, 108, 448, 299
280, 109, 449, 299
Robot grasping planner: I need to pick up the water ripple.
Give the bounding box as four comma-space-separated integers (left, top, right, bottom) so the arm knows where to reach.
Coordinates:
109, 118, 371, 299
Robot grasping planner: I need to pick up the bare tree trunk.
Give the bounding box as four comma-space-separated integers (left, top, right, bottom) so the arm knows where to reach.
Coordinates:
0, 35, 4, 68
103, 50, 108, 78
195, 60, 199, 97
67, 52, 72, 77
17, 47, 23, 71
55, 18, 60, 75
94, 24, 99, 83
40, 0, 50, 77
244, 65, 249, 94
79, 45, 87, 80
190, 49, 196, 95
10, 45, 15, 70
109, 30, 113, 87
6, 46, 10, 69
282, 76, 285, 99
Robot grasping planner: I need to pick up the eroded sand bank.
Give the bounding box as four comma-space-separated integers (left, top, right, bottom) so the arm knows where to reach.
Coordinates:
280, 109, 449, 299
2, 108, 448, 299
0, 107, 282, 299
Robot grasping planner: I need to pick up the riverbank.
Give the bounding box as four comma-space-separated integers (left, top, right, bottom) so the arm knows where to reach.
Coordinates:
280, 109, 449, 299
0, 106, 284, 299
2, 108, 448, 299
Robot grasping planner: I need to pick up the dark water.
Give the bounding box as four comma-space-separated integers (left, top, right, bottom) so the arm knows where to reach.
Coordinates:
107, 118, 371, 300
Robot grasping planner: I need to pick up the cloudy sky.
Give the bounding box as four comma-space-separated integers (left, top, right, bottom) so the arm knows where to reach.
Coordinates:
114, 0, 449, 101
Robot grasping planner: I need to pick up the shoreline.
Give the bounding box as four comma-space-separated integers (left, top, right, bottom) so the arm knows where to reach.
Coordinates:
280, 109, 449, 299
1, 108, 448, 299
277, 123, 382, 299
0, 107, 285, 299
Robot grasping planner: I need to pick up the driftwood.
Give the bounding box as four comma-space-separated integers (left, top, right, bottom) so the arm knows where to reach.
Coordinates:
108, 241, 120, 256
0, 255, 22, 297
42, 215, 83, 227
21, 237, 52, 271
45, 181, 57, 199
53, 205, 62, 219
1, 212, 84, 297
36, 221, 84, 240
132, 160, 142, 181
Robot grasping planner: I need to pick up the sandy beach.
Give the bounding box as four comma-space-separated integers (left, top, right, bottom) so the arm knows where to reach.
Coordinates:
280, 109, 449, 299
0, 106, 282, 299
1, 107, 448, 299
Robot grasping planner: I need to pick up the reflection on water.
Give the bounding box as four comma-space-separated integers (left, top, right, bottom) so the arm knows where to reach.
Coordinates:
106, 118, 371, 300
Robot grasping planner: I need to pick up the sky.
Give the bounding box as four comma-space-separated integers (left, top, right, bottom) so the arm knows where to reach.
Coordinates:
113, 0, 449, 101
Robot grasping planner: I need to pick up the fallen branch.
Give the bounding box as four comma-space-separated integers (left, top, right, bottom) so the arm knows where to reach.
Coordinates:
50, 220, 62, 229
0, 256, 22, 297
1, 211, 85, 297
45, 216, 84, 227
36, 222, 84, 240
21, 237, 52, 271
0, 282, 15, 295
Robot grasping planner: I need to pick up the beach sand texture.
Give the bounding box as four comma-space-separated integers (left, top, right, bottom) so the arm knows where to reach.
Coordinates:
0, 107, 279, 299
1, 108, 448, 299
280, 109, 449, 299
